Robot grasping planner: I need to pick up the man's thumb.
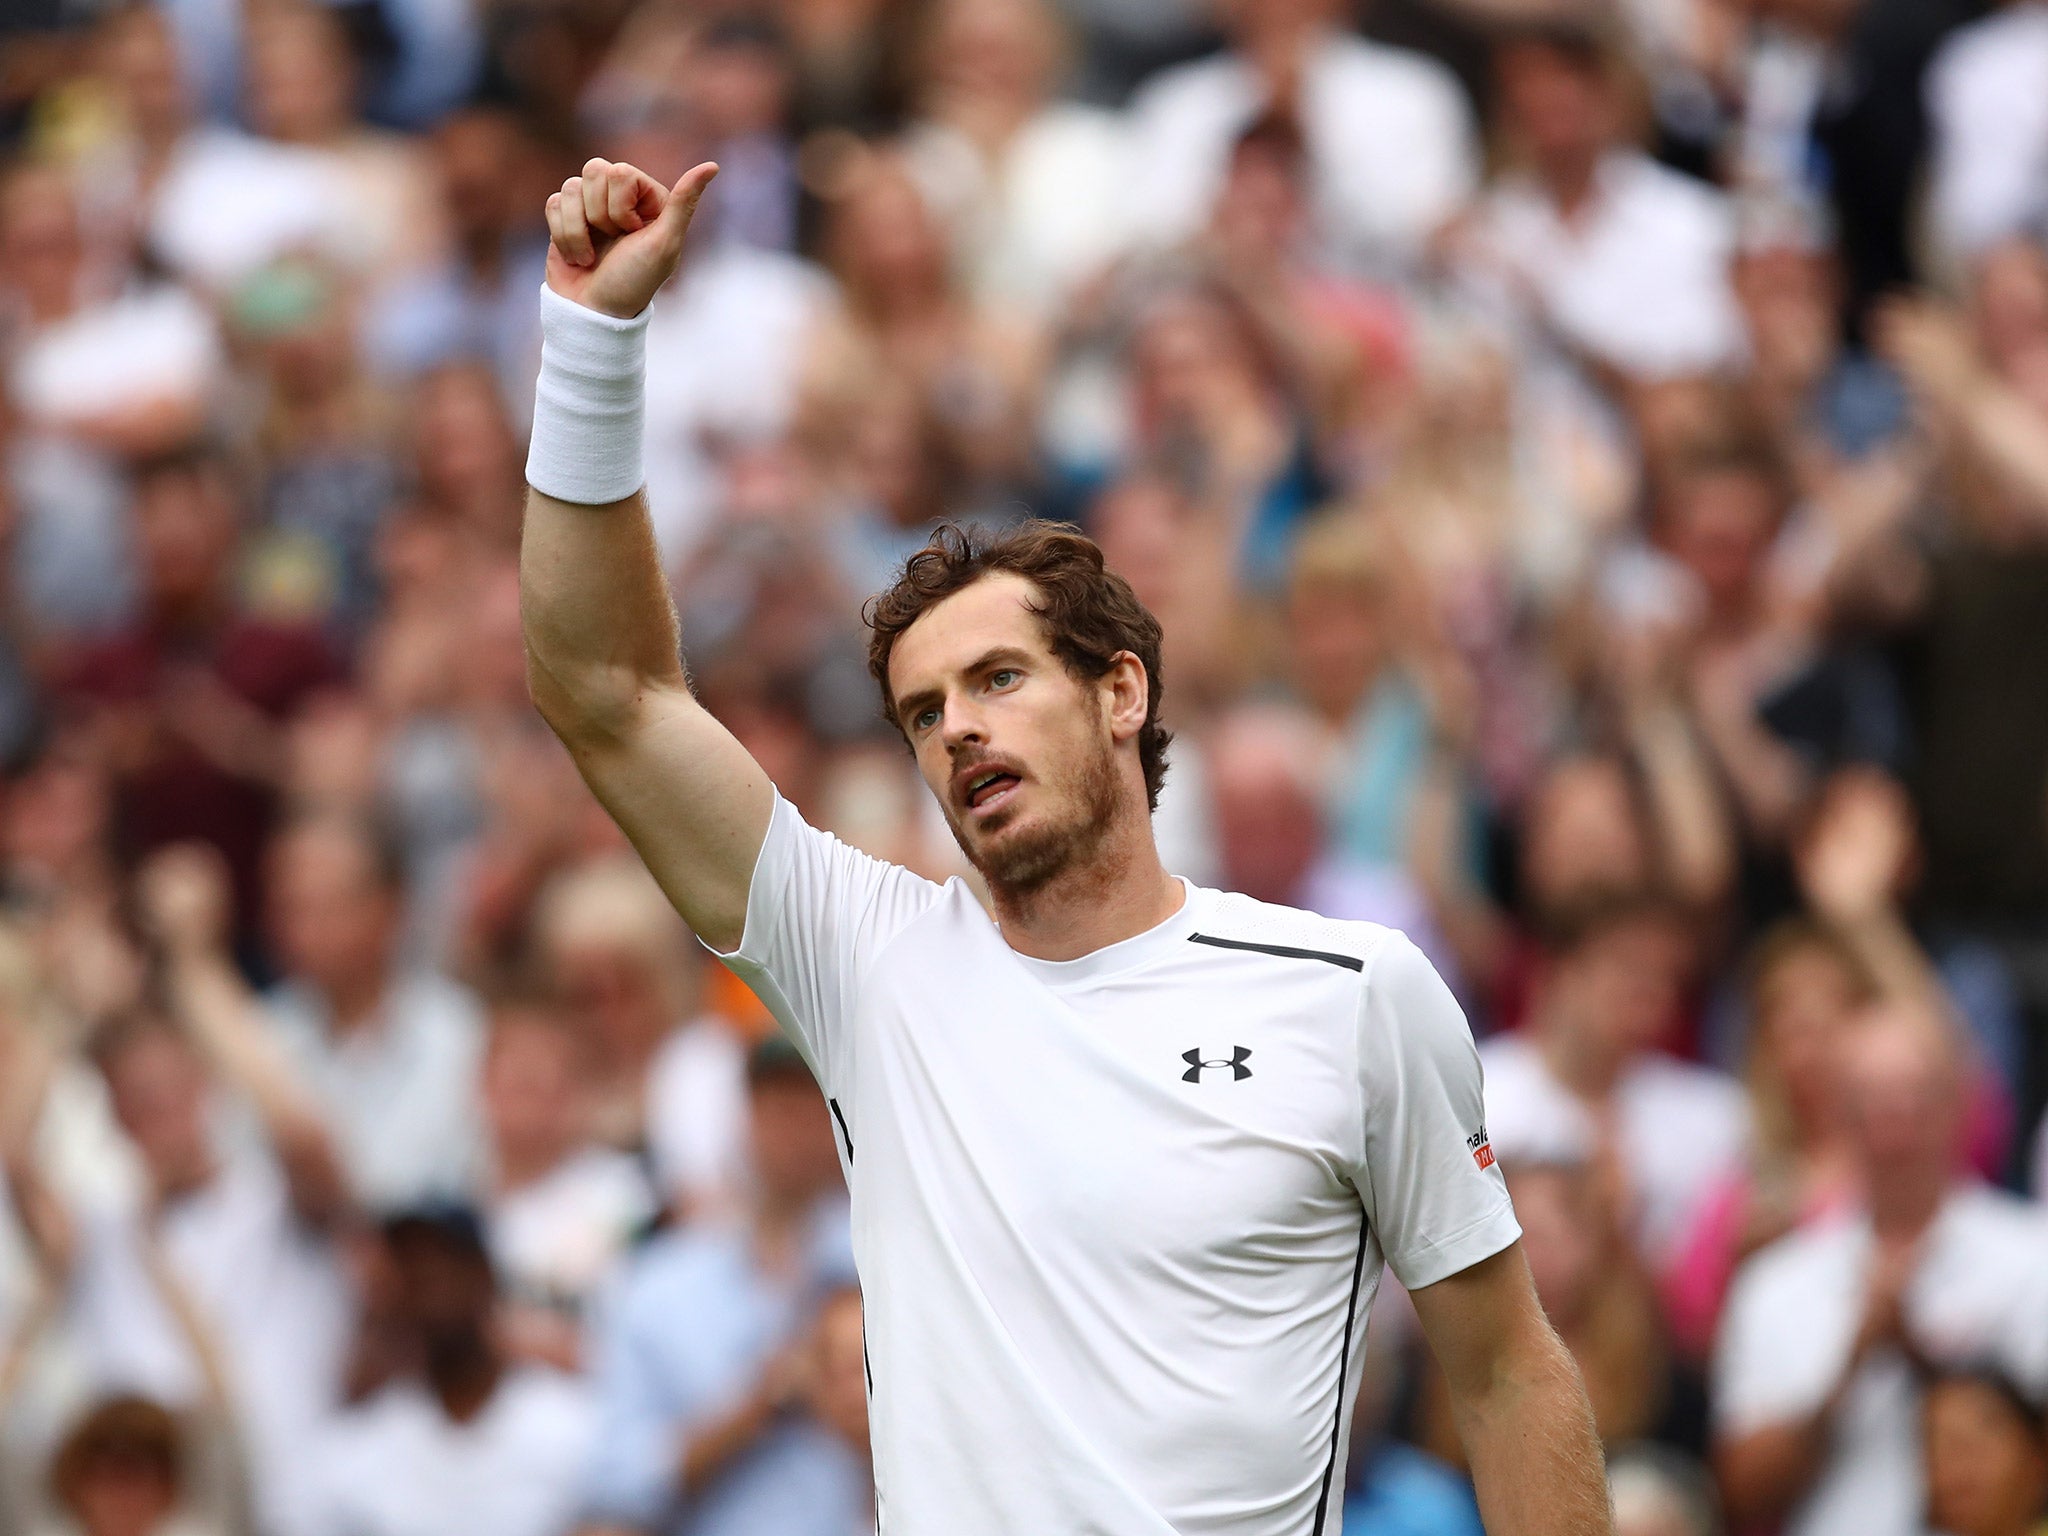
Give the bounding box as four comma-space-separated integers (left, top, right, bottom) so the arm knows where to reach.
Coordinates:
659, 162, 719, 243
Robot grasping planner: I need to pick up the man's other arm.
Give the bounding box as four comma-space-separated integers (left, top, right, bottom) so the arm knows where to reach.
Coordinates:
518, 158, 770, 953
1409, 1242, 1613, 1536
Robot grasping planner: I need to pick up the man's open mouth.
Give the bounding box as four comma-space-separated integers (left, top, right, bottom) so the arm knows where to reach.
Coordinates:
966, 770, 1022, 811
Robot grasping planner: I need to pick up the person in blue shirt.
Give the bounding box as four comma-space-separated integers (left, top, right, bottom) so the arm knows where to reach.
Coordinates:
580, 1036, 867, 1536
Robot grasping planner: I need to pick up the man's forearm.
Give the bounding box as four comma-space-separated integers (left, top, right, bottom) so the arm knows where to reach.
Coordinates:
1454, 1324, 1611, 1536
520, 483, 688, 744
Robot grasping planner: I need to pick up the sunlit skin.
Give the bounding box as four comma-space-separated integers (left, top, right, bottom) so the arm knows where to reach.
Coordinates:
883, 573, 1182, 957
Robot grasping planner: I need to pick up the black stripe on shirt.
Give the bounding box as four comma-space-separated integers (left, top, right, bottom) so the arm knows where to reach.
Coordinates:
1187, 932, 1365, 972
1312, 1204, 1372, 1536
829, 1097, 855, 1162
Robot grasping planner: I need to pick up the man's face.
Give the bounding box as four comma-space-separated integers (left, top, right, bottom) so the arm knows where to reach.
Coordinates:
1844, 1015, 1959, 1182
264, 825, 396, 994
886, 574, 1127, 895
748, 1075, 845, 1204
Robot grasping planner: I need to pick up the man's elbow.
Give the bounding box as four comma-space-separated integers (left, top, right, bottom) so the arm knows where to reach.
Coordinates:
524, 644, 660, 750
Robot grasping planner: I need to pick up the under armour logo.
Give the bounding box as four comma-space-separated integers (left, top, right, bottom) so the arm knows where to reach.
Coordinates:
1183, 1046, 1253, 1082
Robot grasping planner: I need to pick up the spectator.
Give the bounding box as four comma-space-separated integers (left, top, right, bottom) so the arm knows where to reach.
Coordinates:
579, 1037, 865, 1536
1920, 1365, 2048, 1536
1606, 1443, 1722, 1536
262, 810, 486, 1209
532, 858, 750, 1217
363, 104, 551, 422
479, 998, 656, 1369
1481, 893, 1751, 1267
1202, 700, 1447, 970
307, 1207, 595, 1536
48, 443, 342, 941
1459, 20, 1743, 382
1662, 919, 1874, 1359
7, 974, 352, 1536
902, 0, 1134, 317
1713, 1006, 2048, 1536
1123, 0, 1478, 272
29, 1393, 244, 1536
1925, 3, 2048, 264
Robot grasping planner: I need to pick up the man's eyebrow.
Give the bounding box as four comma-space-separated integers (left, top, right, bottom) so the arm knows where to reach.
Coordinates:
892, 646, 1038, 728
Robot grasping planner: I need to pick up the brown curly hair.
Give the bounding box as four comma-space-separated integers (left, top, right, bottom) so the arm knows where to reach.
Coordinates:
864, 520, 1172, 810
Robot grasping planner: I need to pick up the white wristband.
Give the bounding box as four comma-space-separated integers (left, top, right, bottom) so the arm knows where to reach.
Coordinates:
525, 284, 650, 505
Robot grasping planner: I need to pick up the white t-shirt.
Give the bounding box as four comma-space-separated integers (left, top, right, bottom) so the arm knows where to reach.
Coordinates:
147, 128, 358, 291
1479, 1031, 1750, 1266
1715, 1185, 2048, 1536
485, 1146, 656, 1316
1925, 1, 2048, 258
1472, 151, 1744, 379
7, 285, 222, 429
67, 1156, 352, 1536
305, 1368, 596, 1536
712, 795, 1520, 1536
1124, 31, 1479, 274
266, 971, 486, 1211
643, 1014, 750, 1211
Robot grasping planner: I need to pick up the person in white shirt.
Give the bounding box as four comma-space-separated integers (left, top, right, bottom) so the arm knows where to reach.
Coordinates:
261, 811, 486, 1210
1482, 893, 1752, 1269
516, 155, 1610, 1534
477, 1000, 656, 1369
1713, 1005, 2048, 1536
1460, 20, 1744, 381
1924, 1, 2048, 263
1123, 0, 1479, 274
307, 1207, 594, 1536
9, 844, 359, 1536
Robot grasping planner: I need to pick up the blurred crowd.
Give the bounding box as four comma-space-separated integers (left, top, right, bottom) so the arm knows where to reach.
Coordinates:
3, 0, 2048, 1528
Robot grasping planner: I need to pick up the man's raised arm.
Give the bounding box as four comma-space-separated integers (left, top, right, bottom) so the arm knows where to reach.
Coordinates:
519, 158, 771, 952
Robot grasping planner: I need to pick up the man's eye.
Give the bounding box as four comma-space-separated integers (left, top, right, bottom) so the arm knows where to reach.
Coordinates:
914, 708, 940, 731
990, 670, 1020, 689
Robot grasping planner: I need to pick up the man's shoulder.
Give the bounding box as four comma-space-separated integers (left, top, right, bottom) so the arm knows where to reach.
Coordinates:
1189, 886, 1407, 981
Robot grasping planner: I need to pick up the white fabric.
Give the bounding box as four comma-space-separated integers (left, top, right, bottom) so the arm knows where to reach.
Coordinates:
305, 1368, 596, 1536
1714, 1186, 2048, 1536
525, 284, 651, 506
1926, 2, 2048, 257
486, 1146, 656, 1314
147, 128, 358, 291
8, 285, 222, 428
1124, 32, 1479, 272
904, 105, 1136, 317
709, 794, 1520, 1535
1479, 1032, 1750, 1266
643, 1014, 750, 1210
1473, 151, 1744, 378
641, 247, 835, 565
266, 972, 487, 1211
67, 1156, 352, 1536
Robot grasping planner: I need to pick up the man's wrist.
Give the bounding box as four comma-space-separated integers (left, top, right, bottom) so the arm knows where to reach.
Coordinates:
524, 284, 651, 505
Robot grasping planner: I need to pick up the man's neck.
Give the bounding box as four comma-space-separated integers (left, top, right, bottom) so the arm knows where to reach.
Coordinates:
991, 820, 1184, 963
1869, 1168, 1948, 1242
324, 968, 389, 1035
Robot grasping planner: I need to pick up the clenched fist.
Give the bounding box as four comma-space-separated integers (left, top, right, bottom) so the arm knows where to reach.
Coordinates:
545, 158, 719, 320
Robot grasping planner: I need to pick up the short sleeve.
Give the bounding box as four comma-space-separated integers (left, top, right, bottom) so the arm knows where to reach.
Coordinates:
705, 793, 945, 1089
1355, 934, 1521, 1291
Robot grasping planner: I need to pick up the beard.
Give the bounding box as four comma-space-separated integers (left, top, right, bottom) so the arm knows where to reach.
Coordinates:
946, 734, 1123, 899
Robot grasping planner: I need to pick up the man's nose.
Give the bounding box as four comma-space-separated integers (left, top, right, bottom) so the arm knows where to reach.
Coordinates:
940, 696, 988, 750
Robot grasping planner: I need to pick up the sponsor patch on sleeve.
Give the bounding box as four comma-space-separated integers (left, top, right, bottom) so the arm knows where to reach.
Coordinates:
1466, 1126, 1496, 1171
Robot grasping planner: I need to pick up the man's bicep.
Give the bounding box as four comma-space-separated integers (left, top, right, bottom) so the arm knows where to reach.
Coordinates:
1409, 1241, 1549, 1396
563, 685, 774, 953
1356, 934, 1520, 1290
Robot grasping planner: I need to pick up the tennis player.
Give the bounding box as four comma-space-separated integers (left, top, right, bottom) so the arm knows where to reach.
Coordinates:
520, 157, 1611, 1536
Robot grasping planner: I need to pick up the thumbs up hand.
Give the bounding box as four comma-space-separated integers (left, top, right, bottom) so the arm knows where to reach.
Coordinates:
544, 158, 719, 320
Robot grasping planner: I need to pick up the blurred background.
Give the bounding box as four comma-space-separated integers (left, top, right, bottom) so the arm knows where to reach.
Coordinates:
2, 0, 2048, 1529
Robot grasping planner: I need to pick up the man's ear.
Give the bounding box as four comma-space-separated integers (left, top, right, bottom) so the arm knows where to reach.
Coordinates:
1102, 651, 1149, 743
